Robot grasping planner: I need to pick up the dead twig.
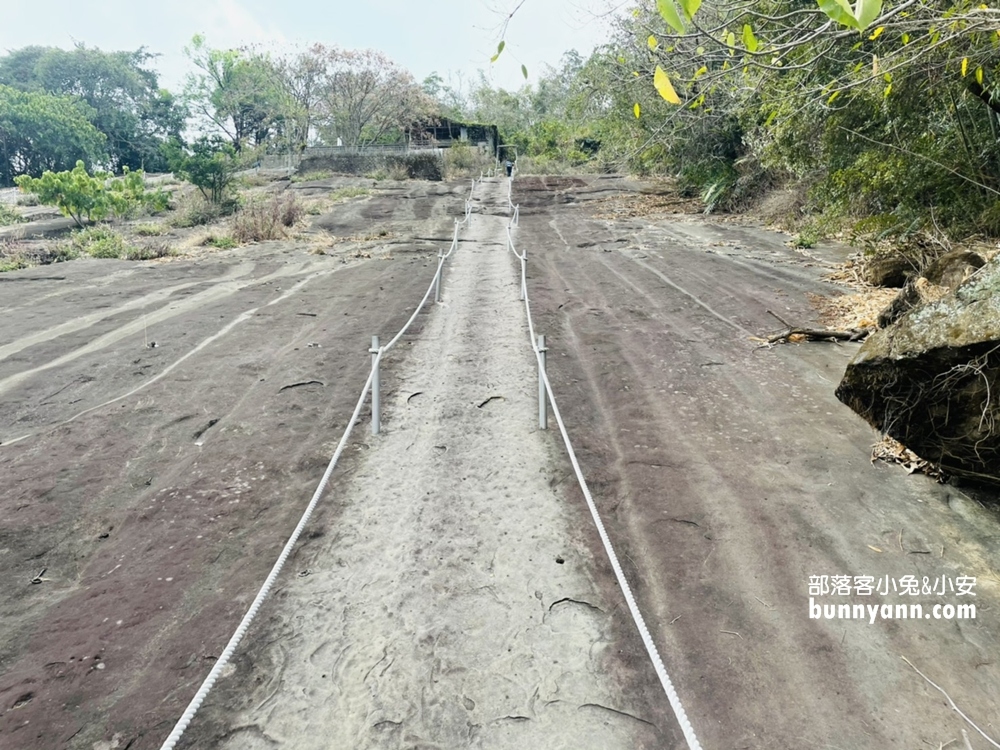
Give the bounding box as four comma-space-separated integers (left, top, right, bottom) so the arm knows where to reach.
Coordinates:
901, 656, 1000, 749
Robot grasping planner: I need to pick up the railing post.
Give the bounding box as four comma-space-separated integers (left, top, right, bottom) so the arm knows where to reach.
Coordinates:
370, 335, 381, 435
537, 335, 548, 430
434, 250, 443, 303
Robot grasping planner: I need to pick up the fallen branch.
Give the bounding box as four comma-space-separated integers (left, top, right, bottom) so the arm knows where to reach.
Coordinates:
754, 310, 870, 348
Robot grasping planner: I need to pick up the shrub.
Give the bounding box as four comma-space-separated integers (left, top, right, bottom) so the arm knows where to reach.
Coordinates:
162, 136, 240, 205
169, 192, 238, 228
14, 161, 167, 227
66, 226, 131, 258
134, 223, 169, 236
204, 234, 238, 249
123, 242, 173, 260
15, 194, 39, 207
1, 236, 79, 271
231, 194, 303, 243
0, 205, 23, 226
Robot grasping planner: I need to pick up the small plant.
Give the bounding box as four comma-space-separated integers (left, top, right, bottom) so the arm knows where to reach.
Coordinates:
204, 234, 238, 249
792, 226, 819, 249
231, 194, 303, 243
15, 194, 39, 207
0, 204, 23, 226
134, 223, 169, 237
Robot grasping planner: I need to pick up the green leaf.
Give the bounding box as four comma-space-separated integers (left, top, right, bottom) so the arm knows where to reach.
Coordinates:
961, 57, 969, 77
742, 24, 759, 53
976, 66, 984, 84
634, 102, 641, 118
726, 31, 736, 52
678, 0, 702, 20
490, 40, 505, 63
883, 83, 892, 98
855, 0, 882, 31
657, 0, 686, 34
648, 35, 659, 50
868, 26, 884, 40
694, 65, 708, 78
653, 66, 681, 104
827, 90, 841, 104
817, 0, 859, 29
521, 64, 528, 79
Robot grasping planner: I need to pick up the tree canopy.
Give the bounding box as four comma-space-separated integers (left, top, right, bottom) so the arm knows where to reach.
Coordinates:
0, 84, 106, 186
0, 44, 186, 173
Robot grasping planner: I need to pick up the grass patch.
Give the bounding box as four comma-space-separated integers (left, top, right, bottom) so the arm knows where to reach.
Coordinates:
204, 234, 238, 249
67, 226, 130, 258
134, 223, 169, 237
290, 170, 334, 183
168, 192, 238, 228
232, 194, 303, 243
330, 187, 371, 201
0, 204, 24, 226
0, 237, 79, 271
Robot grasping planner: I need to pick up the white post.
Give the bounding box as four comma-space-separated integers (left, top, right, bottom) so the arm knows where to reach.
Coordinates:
537, 335, 548, 430
370, 336, 381, 435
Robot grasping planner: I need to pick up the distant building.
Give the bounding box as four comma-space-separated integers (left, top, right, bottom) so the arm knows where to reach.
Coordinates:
406, 118, 499, 156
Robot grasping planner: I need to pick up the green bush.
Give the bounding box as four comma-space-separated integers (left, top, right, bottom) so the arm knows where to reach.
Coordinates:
0, 205, 23, 226
134, 223, 169, 236
204, 234, 238, 249
14, 161, 167, 227
67, 226, 130, 258
162, 136, 240, 205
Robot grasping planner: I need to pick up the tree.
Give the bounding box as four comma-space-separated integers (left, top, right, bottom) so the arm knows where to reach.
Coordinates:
0, 44, 186, 173
276, 45, 329, 152
314, 48, 434, 148
0, 85, 106, 186
162, 136, 240, 205
182, 36, 290, 152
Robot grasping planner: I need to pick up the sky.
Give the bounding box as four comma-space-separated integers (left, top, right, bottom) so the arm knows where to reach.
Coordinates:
0, 0, 621, 94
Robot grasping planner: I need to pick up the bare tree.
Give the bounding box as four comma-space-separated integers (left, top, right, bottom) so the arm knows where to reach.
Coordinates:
314, 48, 434, 148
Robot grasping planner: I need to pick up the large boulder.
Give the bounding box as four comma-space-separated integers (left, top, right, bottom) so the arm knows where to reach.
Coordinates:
837, 256, 1000, 483
876, 251, 985, 329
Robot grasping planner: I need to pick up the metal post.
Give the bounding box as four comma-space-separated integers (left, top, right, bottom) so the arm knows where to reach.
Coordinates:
434, 251, 442, 303
537, 334, 548, 430
370, 335, 381, 435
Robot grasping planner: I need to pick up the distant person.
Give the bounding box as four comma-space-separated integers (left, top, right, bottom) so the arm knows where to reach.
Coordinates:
505, 159, 513, 177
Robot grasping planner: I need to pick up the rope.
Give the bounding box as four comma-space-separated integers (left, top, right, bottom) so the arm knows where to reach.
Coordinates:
506, 188, 704, 750
158, 177, 478, 750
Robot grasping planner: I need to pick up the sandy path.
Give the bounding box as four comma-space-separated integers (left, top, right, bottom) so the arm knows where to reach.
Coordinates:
201, 181, 664, 749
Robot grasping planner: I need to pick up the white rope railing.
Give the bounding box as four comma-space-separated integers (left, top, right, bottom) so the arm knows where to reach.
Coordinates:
158, 177, 480, 750
505, 187, 704, 750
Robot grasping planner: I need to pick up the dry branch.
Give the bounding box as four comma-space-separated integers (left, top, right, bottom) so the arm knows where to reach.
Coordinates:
755, 310, 870, 348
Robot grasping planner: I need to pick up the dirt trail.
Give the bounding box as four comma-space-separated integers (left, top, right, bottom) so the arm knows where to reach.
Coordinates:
186, 180, 673, 749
